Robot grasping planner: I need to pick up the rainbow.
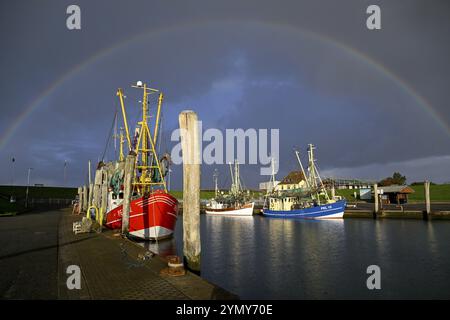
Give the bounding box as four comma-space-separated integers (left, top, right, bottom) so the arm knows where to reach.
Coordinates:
1, 19, 448, 150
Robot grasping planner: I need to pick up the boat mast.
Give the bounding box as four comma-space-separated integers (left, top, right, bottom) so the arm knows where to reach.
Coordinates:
119, 128, 125, 162
116, 88, 132, 152
153, 92, 163, 147
268, 157, 276, 195
130, 81, 167, 194
235, 160, 241, 194
213, 169, 219, 197
88, 160, 92, 185
295, 150, 310, 190
229, 162, 235, 195
307, 144, 320, 204
113, 112, 118, 153
307, 144, 330, 204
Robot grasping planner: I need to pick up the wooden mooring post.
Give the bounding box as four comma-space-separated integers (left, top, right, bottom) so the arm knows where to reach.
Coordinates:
82, 185, 88, 212
121, 152, 136, 235
424, 180, 431, 220
179, 110, 201, 273
88, 183, 94, 207
93, 169, 102, 210
100, 178, 108, 223
77, 187, 83, 214
373, 183, 379, 219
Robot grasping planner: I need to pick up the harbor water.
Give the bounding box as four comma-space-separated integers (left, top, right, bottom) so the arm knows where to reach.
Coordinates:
143, 215, 450, 299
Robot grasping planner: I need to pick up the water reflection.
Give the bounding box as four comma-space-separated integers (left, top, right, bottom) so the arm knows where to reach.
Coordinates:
173, 216, 449, 299
134, 237, 177, 258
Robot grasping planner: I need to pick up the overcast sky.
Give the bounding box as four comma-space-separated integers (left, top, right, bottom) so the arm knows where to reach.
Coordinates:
1, 0, 450, 189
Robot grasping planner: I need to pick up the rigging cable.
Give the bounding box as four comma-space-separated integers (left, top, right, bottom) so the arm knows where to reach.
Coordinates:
101, 108, 118, 162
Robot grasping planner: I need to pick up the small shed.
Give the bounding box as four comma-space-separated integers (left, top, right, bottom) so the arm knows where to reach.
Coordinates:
377, 185, 415, 204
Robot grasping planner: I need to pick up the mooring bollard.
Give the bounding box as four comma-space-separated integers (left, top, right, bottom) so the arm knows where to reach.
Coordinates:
122, 152, 136, 235
373, 183, 379, 219
179, 110, 201, 273
424, 180, 431, 219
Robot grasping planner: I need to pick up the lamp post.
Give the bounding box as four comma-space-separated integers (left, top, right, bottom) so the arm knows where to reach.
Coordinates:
25, 168, 33, 208
64, 160, 67, 187
11, 157, 15, 186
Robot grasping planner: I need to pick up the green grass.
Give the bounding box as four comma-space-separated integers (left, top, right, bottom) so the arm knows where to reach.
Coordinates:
170, 190, 222, 200
0, 185, 77, 200
409, 184, 450, 202
0, 185, 77, 214
336, 184, 450, 203
335, 189, 359, 201
0, 198, 23, 214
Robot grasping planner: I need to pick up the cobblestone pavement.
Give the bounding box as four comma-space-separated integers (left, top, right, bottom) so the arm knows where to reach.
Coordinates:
0, 210, 61, 299
1, 208, 236, 300
58, 209, 236, 300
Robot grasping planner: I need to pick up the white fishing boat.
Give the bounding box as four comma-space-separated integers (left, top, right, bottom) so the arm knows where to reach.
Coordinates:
205, 161, 254, 216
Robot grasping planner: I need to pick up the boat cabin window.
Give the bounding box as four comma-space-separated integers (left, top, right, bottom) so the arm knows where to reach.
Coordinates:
119, 193, 124, 199
112, 194, 117, 200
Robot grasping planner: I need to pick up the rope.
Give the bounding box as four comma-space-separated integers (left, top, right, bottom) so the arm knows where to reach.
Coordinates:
101, 109, 118, 162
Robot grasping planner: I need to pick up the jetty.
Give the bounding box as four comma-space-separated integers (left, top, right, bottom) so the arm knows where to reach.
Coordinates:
0, 207, 236, 299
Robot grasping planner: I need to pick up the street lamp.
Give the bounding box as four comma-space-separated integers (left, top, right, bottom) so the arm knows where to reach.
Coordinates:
25, 168, 33, 208
11, 156, 15, 186
64, 160, 67, 187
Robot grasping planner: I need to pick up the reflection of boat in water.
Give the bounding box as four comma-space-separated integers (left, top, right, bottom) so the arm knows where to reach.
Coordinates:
205, 162, 254, 216
263, 144, 346, 219
102, 81, 178, 239
134, 237, 177, 258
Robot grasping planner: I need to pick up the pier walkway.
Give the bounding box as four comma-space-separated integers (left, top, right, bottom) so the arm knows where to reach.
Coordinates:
0, 208, 236, 300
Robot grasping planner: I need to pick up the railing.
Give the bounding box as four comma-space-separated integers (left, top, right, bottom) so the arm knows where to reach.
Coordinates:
27, 198, 73, 208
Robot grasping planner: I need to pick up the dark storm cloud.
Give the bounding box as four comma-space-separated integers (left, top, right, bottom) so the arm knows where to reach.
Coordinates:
1, 0, 449, 188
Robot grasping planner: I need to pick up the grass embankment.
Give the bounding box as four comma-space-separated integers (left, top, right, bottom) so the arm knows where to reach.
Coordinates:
175, 185, 449, 203
170, 190, 215, 200
170, 190, 263, 200
335, 189, 359, 201
0, 185, 77, 214
336, 184, 450, 203
409, 184, 450, 202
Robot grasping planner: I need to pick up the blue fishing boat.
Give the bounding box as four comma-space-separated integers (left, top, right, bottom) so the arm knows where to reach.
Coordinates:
263, 199, 346, 219
262, 144, 346, 219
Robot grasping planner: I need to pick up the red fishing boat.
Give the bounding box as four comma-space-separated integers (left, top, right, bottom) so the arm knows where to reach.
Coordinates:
103, 81, 178, 240
105, 190, 178, 239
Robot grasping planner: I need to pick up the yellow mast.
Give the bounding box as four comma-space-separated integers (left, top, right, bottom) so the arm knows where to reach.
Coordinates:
117, 88, 132, 151
119, 128, 125, 162
131, 81, 167, 194
153, 92, 163, 146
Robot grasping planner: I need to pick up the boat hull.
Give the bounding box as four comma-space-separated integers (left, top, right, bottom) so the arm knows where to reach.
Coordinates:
105, 191, 178, 240
263, 200, 346, 219
205, 202, 254, 216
